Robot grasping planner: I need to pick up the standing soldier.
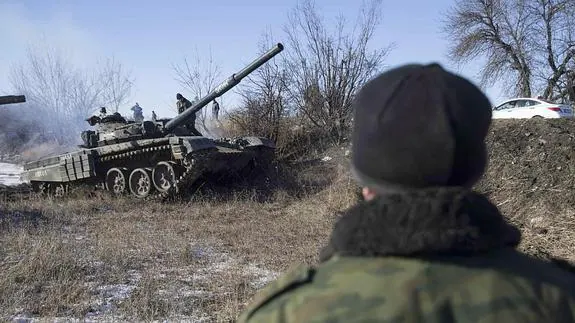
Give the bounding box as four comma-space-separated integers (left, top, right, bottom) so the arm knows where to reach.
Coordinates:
131, 102, 144, 123
98, 107, 107, 118
212, 99, 220, 120
237, 63, 575, 322
176, 93, 202, 136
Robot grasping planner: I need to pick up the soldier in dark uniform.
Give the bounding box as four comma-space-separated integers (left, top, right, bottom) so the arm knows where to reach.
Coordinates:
212, 99, 220, 120
176, 93, 202, 136
131, 102, 144, 123
99, 106, 107, 118
238, 63, 575, 322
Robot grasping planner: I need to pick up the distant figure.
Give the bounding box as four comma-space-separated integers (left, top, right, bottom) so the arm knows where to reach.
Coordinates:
176, 93, 202, 136
212, 99, 220, 120
151, 110, 157, 122
131, 102, 144, 123
99, 107, 107, 118
176, 93, 192, 113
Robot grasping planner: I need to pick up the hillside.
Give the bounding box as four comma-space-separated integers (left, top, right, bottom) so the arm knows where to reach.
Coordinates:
1, 118, 575, 321
477, 118, 575, 263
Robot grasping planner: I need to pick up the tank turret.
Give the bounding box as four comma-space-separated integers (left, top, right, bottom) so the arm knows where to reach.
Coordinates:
80, 43, 284, 149
0, 95, 26, 105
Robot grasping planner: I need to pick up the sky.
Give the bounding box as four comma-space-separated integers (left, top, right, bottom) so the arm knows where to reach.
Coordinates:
0, 0, 506, 119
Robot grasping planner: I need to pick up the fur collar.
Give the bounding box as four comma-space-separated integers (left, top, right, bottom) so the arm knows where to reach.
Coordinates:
319, 187, 521, 261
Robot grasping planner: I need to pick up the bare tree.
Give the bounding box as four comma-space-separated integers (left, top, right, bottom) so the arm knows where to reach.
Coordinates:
230, 31, 292, 143
8, 45, 134, 145
283, 0, 392, 141
443, 0, 575, 100
530, 0, 575, 101
172, 48, 223, 135
9, 46, 97, 143
96, 57, 135, 112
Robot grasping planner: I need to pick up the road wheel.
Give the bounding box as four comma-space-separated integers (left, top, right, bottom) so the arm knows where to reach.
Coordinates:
105, 167, 128, 195
53, 183, 67, 197
31, 181, 47, 195
152, 161, 181, 193
532, 115, 544, 119
129, 168, 153, 198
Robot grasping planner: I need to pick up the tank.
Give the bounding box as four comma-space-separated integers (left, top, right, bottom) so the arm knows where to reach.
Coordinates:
20, 43, 284, 198
0, 95, 26, 105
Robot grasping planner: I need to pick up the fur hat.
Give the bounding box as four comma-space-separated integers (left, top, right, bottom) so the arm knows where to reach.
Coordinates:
351, 63, 492, 192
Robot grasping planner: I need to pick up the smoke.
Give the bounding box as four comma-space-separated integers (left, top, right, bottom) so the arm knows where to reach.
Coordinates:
199, 117, 227, 138
0, 101, 86, 163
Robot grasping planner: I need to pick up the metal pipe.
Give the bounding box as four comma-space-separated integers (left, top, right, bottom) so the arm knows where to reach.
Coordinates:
0, 95, 26, 105
163, 43, 284, 132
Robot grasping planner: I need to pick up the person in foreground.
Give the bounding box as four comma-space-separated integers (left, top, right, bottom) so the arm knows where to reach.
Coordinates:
237, 63, 575, 322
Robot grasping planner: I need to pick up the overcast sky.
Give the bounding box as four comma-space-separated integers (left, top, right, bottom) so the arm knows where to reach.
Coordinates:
0, 0, 506, 118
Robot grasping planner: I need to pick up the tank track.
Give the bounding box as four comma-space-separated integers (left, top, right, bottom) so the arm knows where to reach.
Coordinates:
97, 145, 216, 199
159, 150, 216, 199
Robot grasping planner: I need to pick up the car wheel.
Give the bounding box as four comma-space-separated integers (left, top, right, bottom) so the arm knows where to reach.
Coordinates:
532, 115, 544, 119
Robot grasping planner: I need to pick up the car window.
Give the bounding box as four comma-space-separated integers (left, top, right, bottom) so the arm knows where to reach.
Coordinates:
516, 100, 540, 107
525, 100, 541, 107
494, 100, 517, 110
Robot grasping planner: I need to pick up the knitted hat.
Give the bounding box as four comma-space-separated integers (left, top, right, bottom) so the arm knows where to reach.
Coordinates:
351, 63, 492, 192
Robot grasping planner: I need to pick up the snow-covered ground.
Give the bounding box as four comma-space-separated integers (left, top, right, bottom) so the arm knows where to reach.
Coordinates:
9, 249, 279, 322
0, 162, 24, 186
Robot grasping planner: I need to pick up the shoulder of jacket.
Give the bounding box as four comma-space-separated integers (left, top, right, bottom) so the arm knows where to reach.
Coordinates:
238, 264, 315, 322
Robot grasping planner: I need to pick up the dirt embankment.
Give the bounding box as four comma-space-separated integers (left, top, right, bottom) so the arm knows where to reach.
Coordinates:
476, 119, 575, 262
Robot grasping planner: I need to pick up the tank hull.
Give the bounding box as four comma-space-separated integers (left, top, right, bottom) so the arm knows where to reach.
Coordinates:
21, 135, 275, 198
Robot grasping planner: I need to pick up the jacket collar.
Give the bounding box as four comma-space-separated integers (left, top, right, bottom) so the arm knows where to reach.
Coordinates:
319, 187, 521, 261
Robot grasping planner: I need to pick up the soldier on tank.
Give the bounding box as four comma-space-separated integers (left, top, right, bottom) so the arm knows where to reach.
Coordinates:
238, 63, 575, 322
212, 99, 220, 120
131, 102, 144, 123
176, 93, 202, 136
99, 107, 107, 118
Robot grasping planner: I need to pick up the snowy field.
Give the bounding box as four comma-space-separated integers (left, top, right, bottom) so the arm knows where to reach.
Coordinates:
0, 162, 24, 186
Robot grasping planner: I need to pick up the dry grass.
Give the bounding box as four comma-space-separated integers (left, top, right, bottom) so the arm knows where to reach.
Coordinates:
0, 153, 358, 321
3, 118, 575, 321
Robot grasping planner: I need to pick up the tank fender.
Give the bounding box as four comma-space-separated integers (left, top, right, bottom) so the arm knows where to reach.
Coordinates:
170, 136, 217, 159
240, 136, 276, 149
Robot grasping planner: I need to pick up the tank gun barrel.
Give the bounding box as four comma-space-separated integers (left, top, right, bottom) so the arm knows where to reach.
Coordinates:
0, 95, 26, 106
164, 43, 284, 132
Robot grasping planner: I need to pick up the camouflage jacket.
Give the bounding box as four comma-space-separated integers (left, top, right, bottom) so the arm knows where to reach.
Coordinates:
238, 188, 575, 322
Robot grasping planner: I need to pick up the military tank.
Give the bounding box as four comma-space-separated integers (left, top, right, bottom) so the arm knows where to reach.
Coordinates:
20, 43, 284, 198
0, 95, 26, 105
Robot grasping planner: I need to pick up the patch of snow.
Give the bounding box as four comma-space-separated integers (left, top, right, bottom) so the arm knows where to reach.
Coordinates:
87, 270, 142, 318
11, 313, 126, 322
0, 162, 24, 186
97, 284, 136, 301
244, 263, 280, 289
321, 156, 332, 161
11, 244, 280, 322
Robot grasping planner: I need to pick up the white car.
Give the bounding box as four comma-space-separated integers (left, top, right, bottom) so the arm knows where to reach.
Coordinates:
492, 97, 573, 119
